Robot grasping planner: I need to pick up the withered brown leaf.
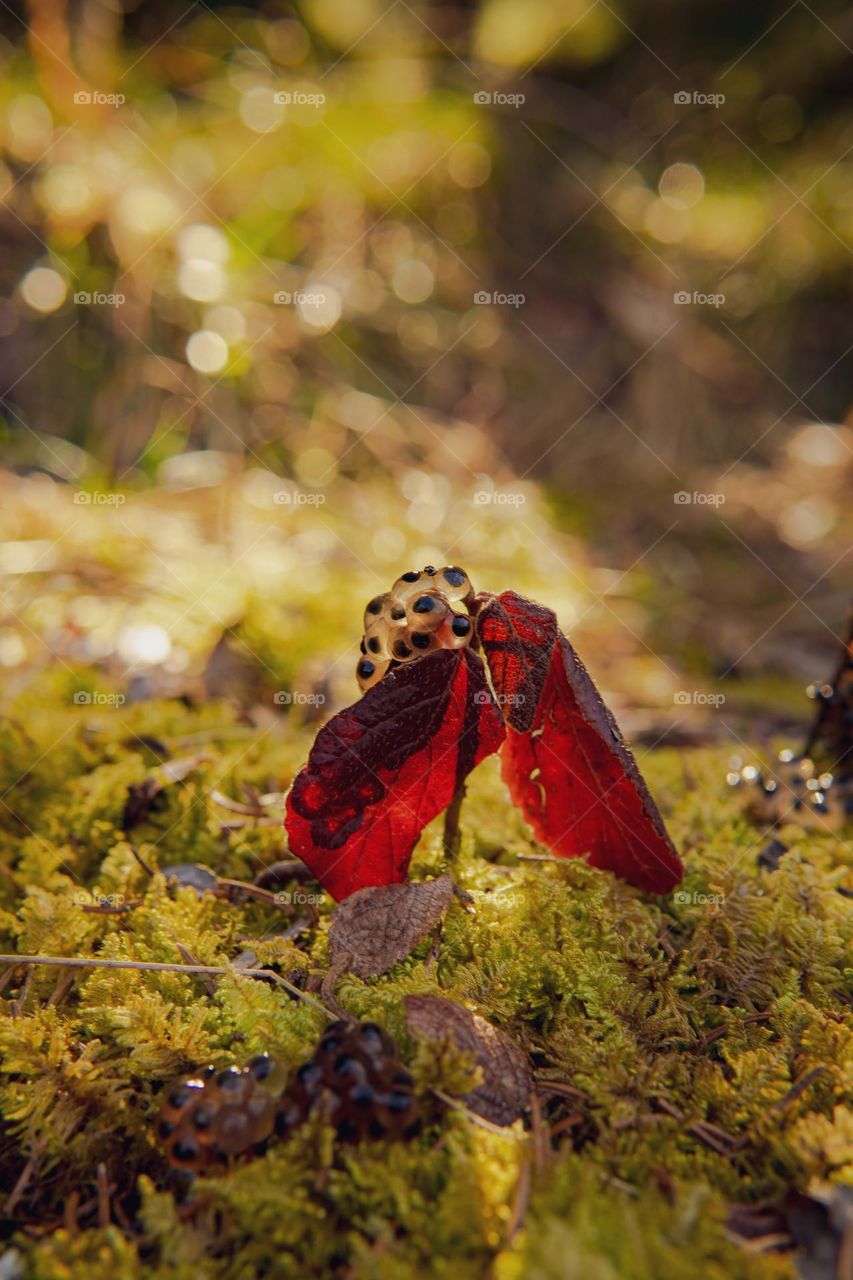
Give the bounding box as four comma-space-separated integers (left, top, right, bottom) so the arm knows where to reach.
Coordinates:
404, 993, 533, 1126
328, 874, 454, 979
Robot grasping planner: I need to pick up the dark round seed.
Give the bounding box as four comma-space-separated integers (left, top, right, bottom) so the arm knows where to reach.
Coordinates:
167, 1084, 196, 1109
351, 1083, 375, 1107
358, 1022, 385, 1046
451, 615, 470, 636
366, 597, 383, 614
367, 637, 381, 654
357, 659, 376, 678
248, 1054, 272, 1080
216, 1068, 241, 1090
320, 1034, 344, 1055
411, 633, 431, 649
390, 607, 405, 620
423, 565, 437, 575
393, 641, 412, 659
359, 639, 366, 654
297, 1062, 324, 1091
193, 1105, 214, 1131
158, 1118, 176, 1139
413, 596, 436, 613
368, 1119, 386, 1140
387, 1091, 413, 1113
172, 1139, 199, 1163
401, 571, 419, 583
444, 568, 466, 586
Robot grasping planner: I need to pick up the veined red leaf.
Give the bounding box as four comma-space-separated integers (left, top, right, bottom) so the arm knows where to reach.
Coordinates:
285, 648, 505, 900
477, 591, 683, 893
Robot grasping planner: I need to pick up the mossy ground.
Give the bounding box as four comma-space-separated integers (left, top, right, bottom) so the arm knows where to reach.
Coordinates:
0, 669, 850, 1280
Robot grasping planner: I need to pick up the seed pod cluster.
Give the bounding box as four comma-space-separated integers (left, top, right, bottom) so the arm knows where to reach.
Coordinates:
157, 1053, 288, 1176
282, 1018, 422, 1143
357, 565, 475, 692
158, 1020, 421, 1177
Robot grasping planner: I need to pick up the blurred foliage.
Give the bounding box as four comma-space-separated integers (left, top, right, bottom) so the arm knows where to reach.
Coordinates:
0, 0, 850, 679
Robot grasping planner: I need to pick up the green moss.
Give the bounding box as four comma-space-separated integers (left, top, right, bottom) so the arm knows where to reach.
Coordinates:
1, 677, 850, 1278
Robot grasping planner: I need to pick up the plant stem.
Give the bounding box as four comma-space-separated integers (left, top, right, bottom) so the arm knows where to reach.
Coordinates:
442, 782, 466, 858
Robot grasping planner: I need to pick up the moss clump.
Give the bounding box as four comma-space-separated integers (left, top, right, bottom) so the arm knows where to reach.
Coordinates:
0, 677, 850, 1279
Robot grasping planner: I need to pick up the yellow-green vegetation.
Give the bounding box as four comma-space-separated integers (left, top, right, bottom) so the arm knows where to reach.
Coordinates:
1, 666, 850, 1280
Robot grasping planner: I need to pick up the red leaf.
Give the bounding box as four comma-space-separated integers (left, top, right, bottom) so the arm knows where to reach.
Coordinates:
477, 591, 683, 893
285, 649, 505, 900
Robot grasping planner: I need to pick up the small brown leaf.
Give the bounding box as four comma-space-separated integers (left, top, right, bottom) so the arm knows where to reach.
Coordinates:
405, 993, 533, 1126
328, 875, 454, 979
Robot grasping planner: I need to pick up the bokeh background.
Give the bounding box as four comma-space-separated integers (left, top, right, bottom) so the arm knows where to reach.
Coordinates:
0, 0, 851, 736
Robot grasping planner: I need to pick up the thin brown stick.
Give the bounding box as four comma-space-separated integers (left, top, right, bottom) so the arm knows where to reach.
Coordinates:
442, 783, 466, 857
0, 955, 335, 1018
96, 1164, 110, 1228
4, 1147, 41, 1215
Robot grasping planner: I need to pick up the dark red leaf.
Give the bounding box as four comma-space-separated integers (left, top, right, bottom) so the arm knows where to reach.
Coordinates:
285, 649, 505, 900
477, 591, 683, 893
